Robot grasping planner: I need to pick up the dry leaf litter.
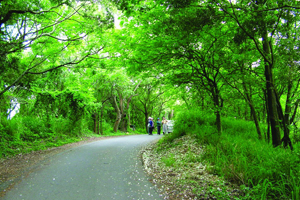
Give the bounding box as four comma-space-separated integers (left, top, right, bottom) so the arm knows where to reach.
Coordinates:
142, 135, 244, 199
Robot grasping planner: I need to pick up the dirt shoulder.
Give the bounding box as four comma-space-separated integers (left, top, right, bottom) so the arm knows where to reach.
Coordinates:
141, 135, 243, 199
0, 135, 127, 197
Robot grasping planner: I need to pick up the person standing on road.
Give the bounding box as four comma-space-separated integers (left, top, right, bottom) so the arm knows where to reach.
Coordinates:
162, 117, 168, 135
149, 117, 154, 135
147, 117, 151, 134
156, 118, 162, 135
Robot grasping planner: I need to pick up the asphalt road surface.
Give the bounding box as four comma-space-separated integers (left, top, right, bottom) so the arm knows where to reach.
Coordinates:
2, 135, 163, 200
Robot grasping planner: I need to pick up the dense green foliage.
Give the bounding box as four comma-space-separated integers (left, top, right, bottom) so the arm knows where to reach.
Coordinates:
118, 0, 300, 148
160, 109, 300, 199
2, 0, 300, 198
0, 0, 174, 158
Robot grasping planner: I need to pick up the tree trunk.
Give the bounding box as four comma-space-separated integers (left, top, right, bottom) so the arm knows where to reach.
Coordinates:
280, 16, 294, 150
255, 0, 281, 147
97, 110, 100, 134
265, 91, 271, 143
242, 77, 262, 139
113, 95, 122, 132
237, 104, 241, 118
145, 109, 149, 133
93, 113, 97, 133
182, 95, 190, 110
285, 80, 293, 124
212, 84, 222, 133
128, 107, 131, 129
244, 105, 248, 121
275, 91, 293, 150
265, 64, 281, 147
264, 62, 281, 147
145, 115, 149, 133
250, 104, 262, 139
120, 113, 127, 132
100, 106, 103, 135
119, 81, 141, 132
267, 118, 270, 143
216, 110, 222, 133
283, 82, 293, 149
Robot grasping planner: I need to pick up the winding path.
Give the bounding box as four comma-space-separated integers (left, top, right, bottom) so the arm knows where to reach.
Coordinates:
1, 135, 163, 200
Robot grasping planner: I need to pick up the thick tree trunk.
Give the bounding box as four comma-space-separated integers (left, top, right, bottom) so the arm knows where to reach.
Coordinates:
113, 95, 122, 132
254, 0, 281, 147
128, 108, 131, 129
121, 107, 131, 132
275, 91, 293, 150
259, 22, 281, 146
121, 113, 127, 132
265, 63, 281, 147
265, 91, 271, 143
265, 66, 281, 146
113, 115, 121, 132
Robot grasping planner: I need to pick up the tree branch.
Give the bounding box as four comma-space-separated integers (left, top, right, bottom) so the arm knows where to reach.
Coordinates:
0, 2, 68, 27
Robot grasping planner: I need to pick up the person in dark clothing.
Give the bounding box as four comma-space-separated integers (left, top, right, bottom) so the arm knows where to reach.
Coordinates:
147, 117, 150, 134
149, 117, 154, 135
156, 118, 161, 135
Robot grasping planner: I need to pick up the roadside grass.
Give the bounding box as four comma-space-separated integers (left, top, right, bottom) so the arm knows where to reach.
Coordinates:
0, 116, 144, 159
158, 109, 300, 199
161, 153, 176, 167
147, 135, 242, 199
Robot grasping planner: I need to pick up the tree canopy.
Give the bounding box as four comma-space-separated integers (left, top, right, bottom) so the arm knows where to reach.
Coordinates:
2, 0, 300, 198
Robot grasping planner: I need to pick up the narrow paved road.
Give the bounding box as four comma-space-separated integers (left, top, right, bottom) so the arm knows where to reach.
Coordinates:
2, 135, 163, 200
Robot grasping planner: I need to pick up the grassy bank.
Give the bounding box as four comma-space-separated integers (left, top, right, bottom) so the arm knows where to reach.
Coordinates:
0, 116, 142, 158
157, 109, 300, 199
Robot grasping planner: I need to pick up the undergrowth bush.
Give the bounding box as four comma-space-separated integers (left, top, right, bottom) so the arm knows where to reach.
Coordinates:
0, 113, 138, 158
50, 117, 73, 135
0, 115, 95, 158
161, 109, 300, 199
101, 121, 112, 133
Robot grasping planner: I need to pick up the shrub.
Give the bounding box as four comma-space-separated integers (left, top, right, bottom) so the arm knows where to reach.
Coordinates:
50, 117, 72, 134
163, 109, 216, 143
101, 121, 112, 134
